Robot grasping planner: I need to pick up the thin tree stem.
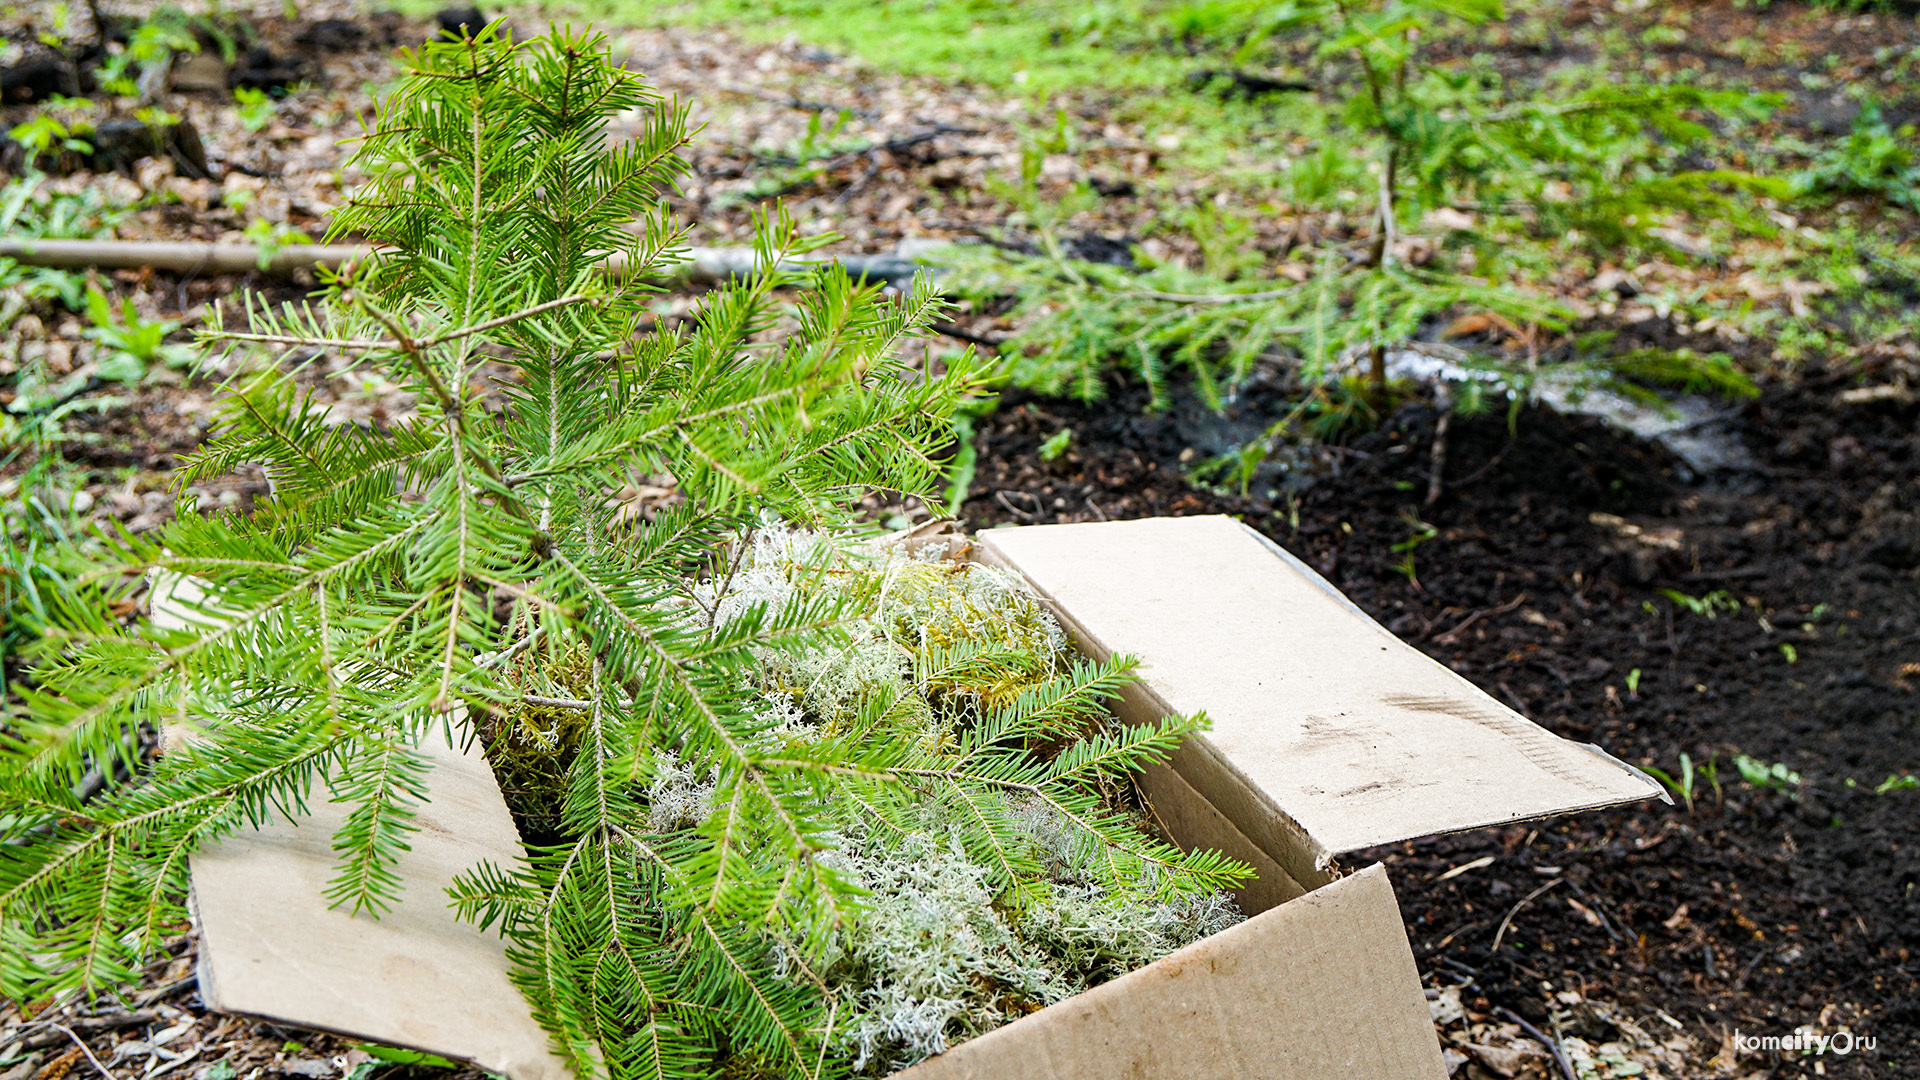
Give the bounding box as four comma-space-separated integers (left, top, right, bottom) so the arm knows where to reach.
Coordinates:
419, 294, 599, 348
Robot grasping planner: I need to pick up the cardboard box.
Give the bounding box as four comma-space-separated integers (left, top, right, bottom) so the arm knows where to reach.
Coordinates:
180, 516, 1664, 1080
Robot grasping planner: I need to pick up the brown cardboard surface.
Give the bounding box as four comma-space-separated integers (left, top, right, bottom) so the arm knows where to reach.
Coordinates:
149, 572, 569, 1080
187, 731, 572, 1080
978, 516, 1665, 870
1134, 759, 1306, 914
896, 864, 1447, 1080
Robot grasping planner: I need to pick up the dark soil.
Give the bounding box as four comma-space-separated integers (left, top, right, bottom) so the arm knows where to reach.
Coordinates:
960, 369, 1920, 1077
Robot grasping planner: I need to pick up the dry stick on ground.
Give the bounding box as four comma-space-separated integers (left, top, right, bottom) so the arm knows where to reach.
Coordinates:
756, 124, 986, 171
1495, 1006, 1579, 1080
1490, 876, 1563, 953
0, 240, 926, 285
1425, 408, 1452, 507
1447, 438, 1516, 492
1561, 876, 1624, 943
929, 321, 1005, 349
1428, 593, 1528, 644
6, 1022, 118, 1079
5, 1010, 164, 1047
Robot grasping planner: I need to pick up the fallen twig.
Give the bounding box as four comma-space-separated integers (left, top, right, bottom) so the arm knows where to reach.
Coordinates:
757, 125, 985, 173
930, 321, 1005, 349
0, 240, 372, 276
1447, 438, 1515, 491
0, 240, 928, 286
1425, 408, 1451, 507
1490, 876, 1562, 953
7, 1022, 118, 1080
8, 1009, 163, 1047
1562, 877, 1624, 943
134, 973, 200, 1006
1429, 593, 1528, 644
1496, 1005, 1578, 1080
995, 490, 1041, 522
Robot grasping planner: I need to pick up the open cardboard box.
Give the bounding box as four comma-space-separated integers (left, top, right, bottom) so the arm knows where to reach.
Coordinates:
183, 516, 1666, 1080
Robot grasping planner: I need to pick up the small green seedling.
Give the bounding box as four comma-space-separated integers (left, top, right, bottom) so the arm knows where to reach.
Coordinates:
83, 287, 195, 380
1389, 513, 1439, 588
1038, 428, 1073, 461
233, 87, 276, 132
95, 17, 201, 97
1734, 754, 1800, 796
353, 1044, 461, 1069
7, 113, 93, 166
1625, 668, 1642, 698
1791, 98, 1920, 212
241, 218, 313, 270
1779, 642, 1798, 664
1645, 752, 1699, 811
1876, 774, 1918, 794
1701, 756, 1723, 807
1658, 588, 1740, 619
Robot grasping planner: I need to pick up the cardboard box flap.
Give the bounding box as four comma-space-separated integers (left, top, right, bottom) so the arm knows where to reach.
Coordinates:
149, 571, 567, 1080
188, 733, 570, 1080
897, 863, 1446, 1080
977, 516, 1666, 869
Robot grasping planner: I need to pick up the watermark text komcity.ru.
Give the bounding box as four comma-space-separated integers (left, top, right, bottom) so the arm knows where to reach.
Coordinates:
1734, 1029, 1878, 1055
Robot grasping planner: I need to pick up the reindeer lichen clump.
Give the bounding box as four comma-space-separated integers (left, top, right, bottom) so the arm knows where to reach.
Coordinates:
689, 530, 1251, 1073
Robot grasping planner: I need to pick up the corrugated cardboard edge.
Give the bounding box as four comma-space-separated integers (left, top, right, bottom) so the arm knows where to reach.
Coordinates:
897, 864, 1447, 1080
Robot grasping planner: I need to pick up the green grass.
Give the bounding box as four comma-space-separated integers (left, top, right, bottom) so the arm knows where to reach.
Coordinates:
648, 0, 1186, 94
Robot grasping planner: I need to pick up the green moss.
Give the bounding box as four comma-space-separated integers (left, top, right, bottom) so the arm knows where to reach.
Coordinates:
483, 644, 595, 842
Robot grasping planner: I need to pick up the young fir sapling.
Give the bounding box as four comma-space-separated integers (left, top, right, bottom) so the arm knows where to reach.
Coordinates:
0, 26, 1249, 1080
945, 0, 1776, 471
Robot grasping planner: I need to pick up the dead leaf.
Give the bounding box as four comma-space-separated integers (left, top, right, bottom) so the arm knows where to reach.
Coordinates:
1424, 206, 1477, 232
1567, 897, 1604, 927
1662, 903, 1690, 931
1592, 267, 1642, 297
1648, 226, 1714, 258
1464, 1042, 1534, 1078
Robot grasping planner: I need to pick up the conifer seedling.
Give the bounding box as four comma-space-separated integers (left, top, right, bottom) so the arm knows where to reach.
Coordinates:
0, 27, 1249, 1079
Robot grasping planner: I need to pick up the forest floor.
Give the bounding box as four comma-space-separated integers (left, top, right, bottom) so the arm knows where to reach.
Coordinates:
2, 1, 1917, 1079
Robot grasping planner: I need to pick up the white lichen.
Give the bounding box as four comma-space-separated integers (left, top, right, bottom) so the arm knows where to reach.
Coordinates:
645, 750, 716, 833
825, 829, 1070, 1072
686, 524, 1250, 1073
